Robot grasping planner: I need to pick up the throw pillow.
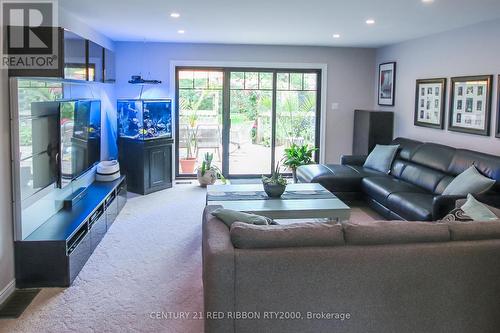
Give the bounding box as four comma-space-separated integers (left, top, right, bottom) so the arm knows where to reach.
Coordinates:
211, 208, 274, 227
363, 144, 400, 174
442, 165, 495, 196
461, 194, 499, 221
440, 208, 473, 223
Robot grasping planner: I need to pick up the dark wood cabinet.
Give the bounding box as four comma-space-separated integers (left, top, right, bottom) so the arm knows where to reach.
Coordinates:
15, 177, 127, 288
87, 40, 104, 82
8, 27, 115, 83
103, 48, 116, 83
353, 110, 394, 155
119, 138, 173, 195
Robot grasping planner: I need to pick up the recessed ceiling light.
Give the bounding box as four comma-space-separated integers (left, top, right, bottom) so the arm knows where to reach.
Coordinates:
333, 34, 341, 39
366, 19, 375, 25
177, 30, 185, 34
170, 12, 180, 18
422, 0, 434, 3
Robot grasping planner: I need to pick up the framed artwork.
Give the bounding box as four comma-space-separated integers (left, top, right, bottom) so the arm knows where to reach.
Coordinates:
497, 75, 500, 138
414, 78, 447, 129
378, 62, 396, 106
449, 75, 493, 136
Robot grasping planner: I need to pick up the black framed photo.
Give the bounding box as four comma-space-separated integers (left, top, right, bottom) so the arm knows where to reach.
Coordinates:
496, 75, 500, 138
378, 62, 396, 106
414, 78, 447, 129
449, 75, 493, 136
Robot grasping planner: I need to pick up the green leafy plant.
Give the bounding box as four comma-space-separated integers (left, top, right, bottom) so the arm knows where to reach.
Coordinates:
282, 144, 318, 182
262, 162, 287, 186
200, 152, 226, 184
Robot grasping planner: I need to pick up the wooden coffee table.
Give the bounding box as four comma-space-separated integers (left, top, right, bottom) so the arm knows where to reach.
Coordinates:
206, 183, 351, 222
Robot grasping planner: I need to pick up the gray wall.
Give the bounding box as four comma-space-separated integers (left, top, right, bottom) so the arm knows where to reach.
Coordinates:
115, 42, 376, 163
375, 19, 500, 155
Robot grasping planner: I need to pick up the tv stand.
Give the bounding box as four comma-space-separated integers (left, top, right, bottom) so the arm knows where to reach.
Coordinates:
15, 176, 127, 288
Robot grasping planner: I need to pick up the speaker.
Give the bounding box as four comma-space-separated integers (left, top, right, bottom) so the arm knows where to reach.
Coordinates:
353, 110, 394, 155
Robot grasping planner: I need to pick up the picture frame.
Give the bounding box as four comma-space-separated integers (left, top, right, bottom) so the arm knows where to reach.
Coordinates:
378, 62, 396, 106
448, 75, 493, 136
414, 78, 447, 129
496, 75, 500, 138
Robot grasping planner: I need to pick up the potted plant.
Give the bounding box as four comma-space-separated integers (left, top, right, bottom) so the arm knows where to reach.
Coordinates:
179, 111, 198, 173
282, 144, 317, 183
262, 162, 287, 198
197, 153, 226, 187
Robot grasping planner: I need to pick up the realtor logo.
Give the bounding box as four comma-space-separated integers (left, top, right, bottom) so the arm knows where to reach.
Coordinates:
1, 0, 59, 69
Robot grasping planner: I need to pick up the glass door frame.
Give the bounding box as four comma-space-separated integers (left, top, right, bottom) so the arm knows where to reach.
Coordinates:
175, 66, 322, 179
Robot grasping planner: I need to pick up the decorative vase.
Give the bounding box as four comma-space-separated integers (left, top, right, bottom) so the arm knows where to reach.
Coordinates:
263, 182, 286, 198
197, 168, 217, 187
180, 158, 196, 174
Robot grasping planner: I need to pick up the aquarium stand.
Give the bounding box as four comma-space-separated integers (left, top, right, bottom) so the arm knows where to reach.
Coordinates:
118, 137, 173, 195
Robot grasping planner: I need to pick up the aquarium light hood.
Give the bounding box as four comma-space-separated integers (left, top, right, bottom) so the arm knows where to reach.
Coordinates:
128, 75, 162, 85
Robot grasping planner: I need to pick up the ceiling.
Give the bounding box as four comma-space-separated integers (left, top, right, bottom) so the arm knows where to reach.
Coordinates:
60, 0, 500, 47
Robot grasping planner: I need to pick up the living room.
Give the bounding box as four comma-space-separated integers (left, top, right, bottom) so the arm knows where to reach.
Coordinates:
1, 0, 500, 332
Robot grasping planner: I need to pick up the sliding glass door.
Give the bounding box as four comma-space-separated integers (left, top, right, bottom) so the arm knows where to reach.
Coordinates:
175, 67, 321, 178
229, 71, 273, 175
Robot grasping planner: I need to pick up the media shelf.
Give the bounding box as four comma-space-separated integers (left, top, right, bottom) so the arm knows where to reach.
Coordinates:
15, 176, 127, 288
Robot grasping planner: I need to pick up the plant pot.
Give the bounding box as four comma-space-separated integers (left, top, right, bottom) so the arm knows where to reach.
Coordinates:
180, 158, 196, 174
263, 182, 286, 198
291, 168, 298, 183
197, 168, 217, 187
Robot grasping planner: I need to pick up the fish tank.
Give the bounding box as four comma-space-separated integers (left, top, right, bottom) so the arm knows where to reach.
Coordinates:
117, 99, 172, 140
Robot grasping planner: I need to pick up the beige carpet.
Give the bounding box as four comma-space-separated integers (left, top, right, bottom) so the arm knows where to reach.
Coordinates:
0, 184, 381, 333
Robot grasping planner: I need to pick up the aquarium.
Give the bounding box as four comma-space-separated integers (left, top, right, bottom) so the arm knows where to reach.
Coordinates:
60, 99, 101, 187
117, 99, 172, 140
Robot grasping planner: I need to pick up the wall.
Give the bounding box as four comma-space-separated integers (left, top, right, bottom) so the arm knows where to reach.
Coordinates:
115, 42, 376, 163
375, 19, 500, 155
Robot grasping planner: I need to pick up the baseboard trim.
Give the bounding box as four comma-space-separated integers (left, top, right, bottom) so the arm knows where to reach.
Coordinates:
0, 280, 16, 306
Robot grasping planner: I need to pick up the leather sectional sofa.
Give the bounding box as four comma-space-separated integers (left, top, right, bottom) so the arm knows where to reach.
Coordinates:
297, 137, 500, 221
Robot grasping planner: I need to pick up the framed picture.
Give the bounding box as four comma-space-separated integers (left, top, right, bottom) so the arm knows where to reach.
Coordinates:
496, 76, 500, 138
449, 75, 493, 136
414, 78, 447, 129
378, 62, 396, 106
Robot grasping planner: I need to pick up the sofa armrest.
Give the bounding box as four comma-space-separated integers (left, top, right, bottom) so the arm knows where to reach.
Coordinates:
341, 155, 367, 166
432, 195, 467, 220
202, 206, 235, 333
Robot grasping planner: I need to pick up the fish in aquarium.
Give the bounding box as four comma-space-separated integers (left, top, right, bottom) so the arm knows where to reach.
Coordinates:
118, 99, 172, 140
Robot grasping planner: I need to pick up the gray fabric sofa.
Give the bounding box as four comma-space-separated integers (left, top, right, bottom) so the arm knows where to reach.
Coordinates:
202, 205, 500, 333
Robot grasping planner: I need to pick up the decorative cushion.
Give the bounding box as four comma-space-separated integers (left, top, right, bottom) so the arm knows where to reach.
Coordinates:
461, 194, 499, 221
363, 144, 400, 174
343, 221, 450, 245
230, 222, 345, 249
442, 166, 495, 196
211, 208, 274, 228
440, 208, 473, 223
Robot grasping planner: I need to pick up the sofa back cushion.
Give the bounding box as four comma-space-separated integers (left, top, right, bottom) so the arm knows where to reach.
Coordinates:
230, 222, 345, 249
447, 222, 500, 241
448, 150, 500, 191
343, 221, 450, 245
399, 163, 447, 193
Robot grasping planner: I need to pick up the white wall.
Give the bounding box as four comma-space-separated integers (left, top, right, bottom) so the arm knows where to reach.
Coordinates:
375, 19, 500, 155
115, 42, 376, 163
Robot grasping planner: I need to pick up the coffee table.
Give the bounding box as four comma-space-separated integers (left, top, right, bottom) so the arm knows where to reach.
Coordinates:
206, 183, 351, 222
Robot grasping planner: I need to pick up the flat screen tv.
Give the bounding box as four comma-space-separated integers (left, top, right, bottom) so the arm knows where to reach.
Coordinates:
59, 99, 101, 188
19, 101, 60, 200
